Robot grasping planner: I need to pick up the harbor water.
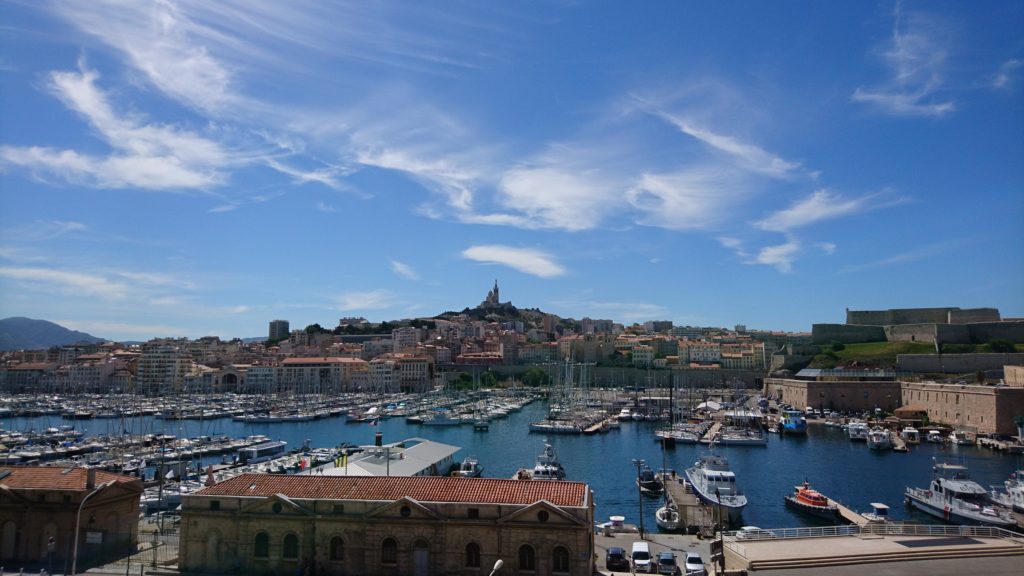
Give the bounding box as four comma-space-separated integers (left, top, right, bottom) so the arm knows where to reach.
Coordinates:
4, 401, 1019, 530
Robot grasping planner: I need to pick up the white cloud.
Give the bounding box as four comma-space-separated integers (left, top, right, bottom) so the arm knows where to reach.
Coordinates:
315, 202, 337, 213
0, 266, 129, 299
494, 167, 620, 231
462, 245, 566, 278
628, 169, 749, 231
655, 113, 802, 178
333, 289, 395, 311
839, 242, 953, 274
391, 261, 419, 280
817, 242, 837, 255
753, 240, 801, 273
756, 190, 873, 232
992, 59, 1022, 90
852, 6, 955, 117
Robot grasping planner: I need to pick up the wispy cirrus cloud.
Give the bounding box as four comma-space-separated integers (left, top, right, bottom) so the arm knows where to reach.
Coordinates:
839, 242, 956, 274
756, 189, 906, 232
333, 289, 395, 311
628, 169, 751, 231
852, 4, 955, 117
390, 261, 419, 280
462, 245, 566, 278
754, 239, 802, 273
0, 266, 130, 299
992, 58, 1023, 90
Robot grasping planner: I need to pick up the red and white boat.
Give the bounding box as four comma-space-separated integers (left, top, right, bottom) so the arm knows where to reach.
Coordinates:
784, 481, 839, 519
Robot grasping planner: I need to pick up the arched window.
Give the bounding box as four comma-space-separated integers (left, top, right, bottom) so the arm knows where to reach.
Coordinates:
465, 542, 481, 568
518, 544, 535, 572
382, 537, 398, 565
552, 546, 570, 573
329, 536, 344, 561
283, 533, 299, 559
253, 532, 269, 558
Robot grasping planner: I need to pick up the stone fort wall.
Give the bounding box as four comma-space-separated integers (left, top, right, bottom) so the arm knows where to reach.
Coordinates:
896, 353, 1024, 373
845, 307, 1000, 326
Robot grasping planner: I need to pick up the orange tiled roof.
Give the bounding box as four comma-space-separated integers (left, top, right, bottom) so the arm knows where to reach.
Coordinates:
0, 467, 140, 491
197, 474, 588, 507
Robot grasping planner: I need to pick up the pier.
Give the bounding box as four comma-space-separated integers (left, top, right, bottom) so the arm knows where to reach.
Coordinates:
892, 431, 909, 452
700, 421, 722, 444
661, 472, 715, 535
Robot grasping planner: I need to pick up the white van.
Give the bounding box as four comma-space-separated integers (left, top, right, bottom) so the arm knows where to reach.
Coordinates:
631, 541, 654, 573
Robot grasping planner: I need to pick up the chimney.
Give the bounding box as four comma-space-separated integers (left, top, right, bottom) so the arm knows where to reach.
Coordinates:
86, 468, 97, 490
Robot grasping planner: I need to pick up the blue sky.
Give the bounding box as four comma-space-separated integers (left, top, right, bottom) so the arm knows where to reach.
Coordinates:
1, 1, 1022, 341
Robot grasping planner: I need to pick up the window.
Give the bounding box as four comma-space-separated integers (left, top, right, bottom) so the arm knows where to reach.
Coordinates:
254, 532, 269, 558
537, 510, 549, 523
382, 538, 398, 565
210, 500, 220, 511
465, 543, 480, 568
272, 502, 283, 514
552, 546, 570, 573
329, 537, 344, 561
283, 534, 299, 559
468, 507, 479, 519
518, 545, 535, 572
400, 505, 411, 517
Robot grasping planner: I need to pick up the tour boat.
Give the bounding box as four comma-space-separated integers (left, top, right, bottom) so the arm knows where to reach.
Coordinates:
784, 481, 839, 519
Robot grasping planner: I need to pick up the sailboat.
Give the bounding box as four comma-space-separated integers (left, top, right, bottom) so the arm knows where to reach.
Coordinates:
655, 439, 680, 531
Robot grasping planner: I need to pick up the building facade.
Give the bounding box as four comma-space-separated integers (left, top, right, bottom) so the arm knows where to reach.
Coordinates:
269, 320, 290, 341
180, 474, 594, 576
0, 467, 142, 567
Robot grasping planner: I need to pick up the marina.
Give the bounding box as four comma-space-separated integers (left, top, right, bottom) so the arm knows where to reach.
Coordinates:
1, 392, 1023, 532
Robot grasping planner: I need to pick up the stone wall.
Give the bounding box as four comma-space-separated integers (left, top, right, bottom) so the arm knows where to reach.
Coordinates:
948, 308, 1001, 324
964, 320, 1024, 343
763, 378, 902, 413
847, 308, 954, 326
811, 324, 886, 344
897, 353, 1024, 374
884, 324, 939, 344
1005, 365, 1024, 387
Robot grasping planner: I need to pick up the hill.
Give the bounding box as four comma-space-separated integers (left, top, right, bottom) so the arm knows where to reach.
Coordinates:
0, 317, 105, 351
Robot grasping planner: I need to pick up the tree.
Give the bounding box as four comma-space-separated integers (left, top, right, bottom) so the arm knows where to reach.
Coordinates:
986, 339, 1017, 353
830, 341, 846, 352
479, 371, 498, 388
521, 366, 550, 388
305, 323, 325, 334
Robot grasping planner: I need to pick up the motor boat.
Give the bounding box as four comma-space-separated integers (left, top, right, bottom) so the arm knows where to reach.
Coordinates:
900, 427, 921, 444
905, 461, 1015, 527
784, 481, 839, 519
778, 410, 807, 435
655, 502, 680, 531
454, 456, 483, 478
948, 430, 974, 446
636, 464, 663, 494
867, 427, 892, 450
684, 453, 747, 525
846, 421, 869, 442
513, 441, 566, 481
926, 429, 945, 443
989, 470, 1024, 513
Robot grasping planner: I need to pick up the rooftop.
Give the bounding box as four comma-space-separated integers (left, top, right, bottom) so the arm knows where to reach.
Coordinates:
0, 467, 141, 491
196, 473, 589, 507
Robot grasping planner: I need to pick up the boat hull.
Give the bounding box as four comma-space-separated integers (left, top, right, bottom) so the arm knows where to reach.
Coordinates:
904, 489, 1015, 527
784, 495, 839, 519
656, 505, 680, 531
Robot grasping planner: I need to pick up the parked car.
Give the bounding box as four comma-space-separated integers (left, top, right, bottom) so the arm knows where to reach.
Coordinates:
657, 551, 680, 575
605, 546, 630, 572
631, 541, 656, 573
683, 552, 707, 575
735, 526, 776, 540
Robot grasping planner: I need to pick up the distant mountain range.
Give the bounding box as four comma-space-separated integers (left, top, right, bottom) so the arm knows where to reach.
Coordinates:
0, 317, 106, 351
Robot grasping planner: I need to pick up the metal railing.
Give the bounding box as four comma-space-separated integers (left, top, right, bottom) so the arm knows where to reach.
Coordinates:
723, 523, 1021, 556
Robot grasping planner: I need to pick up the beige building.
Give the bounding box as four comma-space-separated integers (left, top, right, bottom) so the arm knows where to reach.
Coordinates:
0, 467, 142, 567
901, 381, 1024, 435
764, 374, 903, 414
180, 474, 594, 576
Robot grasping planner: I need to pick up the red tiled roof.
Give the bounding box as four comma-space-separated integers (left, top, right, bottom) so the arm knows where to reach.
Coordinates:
197, 474, 588, 507
0, 467, 141, 491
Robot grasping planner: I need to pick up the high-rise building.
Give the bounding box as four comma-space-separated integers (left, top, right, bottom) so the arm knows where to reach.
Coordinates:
269, 319, 290, 341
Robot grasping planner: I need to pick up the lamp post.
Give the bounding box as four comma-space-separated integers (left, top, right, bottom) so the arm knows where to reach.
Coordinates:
632, 458, 646, 539
488, 558, 504, 576
71, 480, 111, 576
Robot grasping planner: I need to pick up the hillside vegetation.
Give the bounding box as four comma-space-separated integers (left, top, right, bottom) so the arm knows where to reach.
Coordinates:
809, 340, 1023, 369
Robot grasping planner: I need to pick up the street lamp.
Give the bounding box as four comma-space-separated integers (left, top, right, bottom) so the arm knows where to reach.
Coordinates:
632, 458, 646, 539
488, 558, 504, 576
71, 480, 112, 576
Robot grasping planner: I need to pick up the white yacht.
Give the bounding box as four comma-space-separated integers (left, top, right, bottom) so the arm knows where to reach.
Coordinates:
926, 429, 945, 443
990, 470, 1024, 513
513, 441, 566, 481
867, 427, 892, 450
684, 453, 747, 525
948, 430, 974, 446
846, 421, 869, 442
655, 502, 680, 531
455, 456, 483, 478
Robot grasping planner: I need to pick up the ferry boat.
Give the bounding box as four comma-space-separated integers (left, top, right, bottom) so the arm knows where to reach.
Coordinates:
513, 441, 566, 481
238, 440, 287, 464
904, 461, 1015, 527
784, 481, 839, 519
846, 421, 869, 442
684, 453, 747, 525
778, 411, 807, 435
867, 427, 892, 450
